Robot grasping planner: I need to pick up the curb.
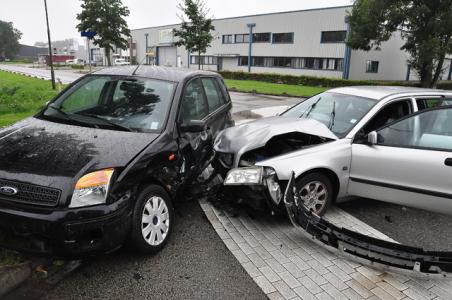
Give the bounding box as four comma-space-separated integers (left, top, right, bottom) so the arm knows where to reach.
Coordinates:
0, 262, 32, 297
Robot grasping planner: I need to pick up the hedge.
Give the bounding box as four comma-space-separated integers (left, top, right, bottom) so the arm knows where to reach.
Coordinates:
219, 71, 452, 90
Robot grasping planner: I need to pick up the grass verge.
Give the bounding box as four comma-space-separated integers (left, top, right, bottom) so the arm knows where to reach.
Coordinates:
0, 70, 60, 127
224, 79, 327, 97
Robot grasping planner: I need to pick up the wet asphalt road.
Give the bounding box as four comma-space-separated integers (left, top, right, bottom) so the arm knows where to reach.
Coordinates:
0, 64, 83, 84
42, 201, 266, 300
339, 198, 452, 251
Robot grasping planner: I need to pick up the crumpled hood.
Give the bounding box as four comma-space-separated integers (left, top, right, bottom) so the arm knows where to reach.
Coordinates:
0, 117, 158, 190
214, 116, 338, 166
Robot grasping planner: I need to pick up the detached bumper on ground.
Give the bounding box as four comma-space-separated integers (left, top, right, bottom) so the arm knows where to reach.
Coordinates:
0, 199, 132, 258
284, 171, 452, 279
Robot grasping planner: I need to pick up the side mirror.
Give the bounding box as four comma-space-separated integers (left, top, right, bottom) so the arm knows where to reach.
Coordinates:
180, 120, 207, 133
367, 131, 378, 145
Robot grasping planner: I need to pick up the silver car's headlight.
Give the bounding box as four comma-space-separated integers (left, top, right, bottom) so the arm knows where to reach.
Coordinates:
69, 169, 114, 208
224, 167, 263, 185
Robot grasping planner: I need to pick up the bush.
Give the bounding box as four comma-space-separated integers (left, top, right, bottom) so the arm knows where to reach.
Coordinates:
70, 64, 85, 70
219, 71, 452, 90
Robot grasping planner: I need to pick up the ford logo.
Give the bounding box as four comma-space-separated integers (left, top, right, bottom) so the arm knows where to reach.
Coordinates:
0, 186, 18, 196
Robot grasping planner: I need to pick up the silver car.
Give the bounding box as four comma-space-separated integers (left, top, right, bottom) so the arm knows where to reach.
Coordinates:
214, 86, 452, 216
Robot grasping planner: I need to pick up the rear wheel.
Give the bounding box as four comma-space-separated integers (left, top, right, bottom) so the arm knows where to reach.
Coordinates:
295, 173, 333, 216
129, 185, 174, 253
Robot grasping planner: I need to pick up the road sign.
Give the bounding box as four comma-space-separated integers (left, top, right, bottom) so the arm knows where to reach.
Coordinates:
81, 31, 97, 39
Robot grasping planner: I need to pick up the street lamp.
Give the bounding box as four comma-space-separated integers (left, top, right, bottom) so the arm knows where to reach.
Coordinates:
247, 23, 256, 73
145, 33, 149, 65
44, 0, 55, 89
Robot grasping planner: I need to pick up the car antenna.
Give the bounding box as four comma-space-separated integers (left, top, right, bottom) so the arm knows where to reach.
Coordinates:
132, 53, 152, 76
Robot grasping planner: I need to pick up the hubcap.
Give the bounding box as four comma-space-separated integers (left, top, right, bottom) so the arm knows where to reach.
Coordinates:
141, 196, 170, 246
298, 181, 328, 214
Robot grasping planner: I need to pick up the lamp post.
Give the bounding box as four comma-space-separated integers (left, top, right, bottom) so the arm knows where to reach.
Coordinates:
342, 16, 351, 80
44, 0, 55, 89
145, 33, 149, 65
247, 23, 256, 73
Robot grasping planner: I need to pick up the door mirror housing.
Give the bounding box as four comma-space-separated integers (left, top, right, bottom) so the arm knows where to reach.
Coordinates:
367, 131, 378, 145
180, 120, 207, 133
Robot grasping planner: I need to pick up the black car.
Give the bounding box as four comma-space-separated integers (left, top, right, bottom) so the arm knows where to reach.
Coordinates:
0, 66, 233, 257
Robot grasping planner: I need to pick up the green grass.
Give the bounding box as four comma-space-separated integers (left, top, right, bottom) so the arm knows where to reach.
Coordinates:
0, 70, 61, 127
224, 79, 328, 97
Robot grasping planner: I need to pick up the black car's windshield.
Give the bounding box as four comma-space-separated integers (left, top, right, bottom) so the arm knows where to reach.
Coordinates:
282, 92, 377, 137
39, 75, 176, 132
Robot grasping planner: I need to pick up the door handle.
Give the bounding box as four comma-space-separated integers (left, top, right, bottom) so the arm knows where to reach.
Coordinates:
445, 158, 452, 167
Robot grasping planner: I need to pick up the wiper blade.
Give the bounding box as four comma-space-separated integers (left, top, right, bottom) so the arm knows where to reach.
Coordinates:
300, 97, 322, 119
47, 105, 97, 128
78, 114, 133, 132
328, 100, 336, 130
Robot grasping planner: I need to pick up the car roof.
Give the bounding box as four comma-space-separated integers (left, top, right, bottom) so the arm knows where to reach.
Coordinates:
93, 65, 219, 83
329, 86, 452, 101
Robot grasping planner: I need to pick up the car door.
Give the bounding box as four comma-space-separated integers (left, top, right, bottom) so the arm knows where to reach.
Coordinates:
349, 107, 452, 214
200, 76, 232, 136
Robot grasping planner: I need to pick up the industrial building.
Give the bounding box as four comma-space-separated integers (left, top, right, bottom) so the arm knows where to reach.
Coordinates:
130, 5, 452, 81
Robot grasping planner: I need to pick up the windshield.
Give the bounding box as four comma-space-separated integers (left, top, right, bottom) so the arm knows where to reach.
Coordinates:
282, 92, 377, 137
39, 75, 176, 132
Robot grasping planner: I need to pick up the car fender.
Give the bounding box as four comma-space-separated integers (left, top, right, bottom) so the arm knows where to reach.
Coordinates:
256, 139, 352, 198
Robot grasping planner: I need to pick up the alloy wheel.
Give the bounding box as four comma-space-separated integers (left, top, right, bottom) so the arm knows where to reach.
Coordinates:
298, 181, 328, 214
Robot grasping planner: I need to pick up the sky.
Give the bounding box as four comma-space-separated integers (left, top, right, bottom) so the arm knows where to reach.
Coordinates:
0, 0, 352, 46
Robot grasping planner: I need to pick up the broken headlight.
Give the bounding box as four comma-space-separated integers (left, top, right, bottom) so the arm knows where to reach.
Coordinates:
264, 168, 282, 205
224, 167, 263, 185
70, 169, 114, 208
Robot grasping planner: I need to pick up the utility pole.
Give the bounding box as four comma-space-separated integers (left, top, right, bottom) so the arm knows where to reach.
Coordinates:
44, 0, 55, 89
247, 23, 256, 73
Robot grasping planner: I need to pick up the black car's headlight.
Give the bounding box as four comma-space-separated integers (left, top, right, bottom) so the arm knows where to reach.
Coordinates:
69, 169, 114, 208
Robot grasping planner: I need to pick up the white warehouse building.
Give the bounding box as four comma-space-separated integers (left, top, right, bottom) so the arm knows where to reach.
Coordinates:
130, 6, 452, 81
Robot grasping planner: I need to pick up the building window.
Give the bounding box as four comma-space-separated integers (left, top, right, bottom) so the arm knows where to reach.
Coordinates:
273, 57, 292, 68
235, 34, 250, 43
238, 56, 249, 66
272, 33, 294, 44
190, 55, 218, 65
304, 58, 315, 69
253, 33, 271, 43
252, 57, 265, 67
321, 31, 347, 43
222, 35, 233, 44
366, 60, 379, 73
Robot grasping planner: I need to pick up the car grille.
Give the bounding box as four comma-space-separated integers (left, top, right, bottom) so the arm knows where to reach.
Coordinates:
0, 179, 61, 207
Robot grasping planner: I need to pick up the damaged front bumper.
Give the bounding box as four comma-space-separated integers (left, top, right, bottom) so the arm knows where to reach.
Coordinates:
0, 197, 132, 258
284, 171, 452, 279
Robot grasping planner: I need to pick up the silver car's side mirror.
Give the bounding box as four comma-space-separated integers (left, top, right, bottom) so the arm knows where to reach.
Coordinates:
367, 131, 378, 145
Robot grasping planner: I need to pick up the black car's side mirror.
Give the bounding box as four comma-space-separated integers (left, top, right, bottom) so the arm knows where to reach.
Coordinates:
180, 120, 207, 133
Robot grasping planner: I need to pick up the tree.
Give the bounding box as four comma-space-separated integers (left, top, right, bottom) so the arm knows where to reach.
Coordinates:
173, 0, 215, 70
347, 0, 452, 88
0, 21, 22, 60
76, 0, 130, 66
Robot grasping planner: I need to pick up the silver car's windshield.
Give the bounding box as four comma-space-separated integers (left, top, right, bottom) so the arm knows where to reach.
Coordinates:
40, 75, 176, 132
282, 92, 377, 137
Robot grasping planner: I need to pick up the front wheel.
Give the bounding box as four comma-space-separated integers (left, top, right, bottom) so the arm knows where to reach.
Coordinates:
295, 173, 333, 216
129, 185, 174, 254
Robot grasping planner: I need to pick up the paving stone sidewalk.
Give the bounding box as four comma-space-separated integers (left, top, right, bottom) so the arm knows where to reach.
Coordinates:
199, 199, 452, 300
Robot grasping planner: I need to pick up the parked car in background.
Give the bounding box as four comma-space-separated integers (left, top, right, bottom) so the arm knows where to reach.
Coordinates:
215, 86, 452, 216
0, 66, 233, 257
114, 58, 130, 66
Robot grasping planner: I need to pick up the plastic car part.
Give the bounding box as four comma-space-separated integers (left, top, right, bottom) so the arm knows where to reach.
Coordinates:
284, 171, 452, 279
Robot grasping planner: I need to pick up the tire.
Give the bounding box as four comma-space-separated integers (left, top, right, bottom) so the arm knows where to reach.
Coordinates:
295, 173, 333, 216
129, 185, 174, 254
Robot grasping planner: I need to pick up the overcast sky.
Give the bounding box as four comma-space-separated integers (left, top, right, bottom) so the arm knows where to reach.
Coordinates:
1, 0, 352, 46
